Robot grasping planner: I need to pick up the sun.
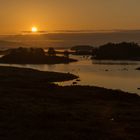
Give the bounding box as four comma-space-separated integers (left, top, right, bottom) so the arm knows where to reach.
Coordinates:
31, 26, 38, 33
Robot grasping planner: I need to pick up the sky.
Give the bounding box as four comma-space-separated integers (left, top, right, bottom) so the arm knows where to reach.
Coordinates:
0, 0, 140, 34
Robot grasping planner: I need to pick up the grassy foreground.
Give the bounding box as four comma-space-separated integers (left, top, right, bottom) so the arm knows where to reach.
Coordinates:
0, 66, 140, 140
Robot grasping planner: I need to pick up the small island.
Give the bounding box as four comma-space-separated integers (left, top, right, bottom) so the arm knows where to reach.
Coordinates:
0, 47, 77, 64
136, 67, 140, 70
92, 42, 140, 60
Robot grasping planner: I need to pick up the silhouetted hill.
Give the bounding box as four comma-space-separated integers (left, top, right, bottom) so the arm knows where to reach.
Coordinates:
92, 42, 140, 60
0, 47, 77, 64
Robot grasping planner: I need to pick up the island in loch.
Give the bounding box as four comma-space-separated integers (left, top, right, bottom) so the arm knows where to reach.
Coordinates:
0, 47, 77, 64
92, 42, 140, 61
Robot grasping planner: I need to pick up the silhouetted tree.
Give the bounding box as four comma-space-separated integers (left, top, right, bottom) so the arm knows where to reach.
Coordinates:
64, 50, 69, 58
30, 48, 45, 56
48, 48, 56, 56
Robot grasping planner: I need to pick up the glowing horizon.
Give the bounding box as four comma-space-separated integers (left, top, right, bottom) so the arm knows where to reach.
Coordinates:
0, 0, 140, 34
31, 26, 38, 33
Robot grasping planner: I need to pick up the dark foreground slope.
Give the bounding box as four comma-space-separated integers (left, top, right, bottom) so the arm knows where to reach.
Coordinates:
0, 66, 78, 83
0, 66, 140, 140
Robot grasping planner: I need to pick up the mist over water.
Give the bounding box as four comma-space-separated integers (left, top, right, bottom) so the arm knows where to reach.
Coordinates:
1, 30, 140, 49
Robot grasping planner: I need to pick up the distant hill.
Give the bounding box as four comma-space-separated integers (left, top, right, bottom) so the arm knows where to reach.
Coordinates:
0, 40, 27, 50
71, 45, 94, 51
71, 45, 94, 55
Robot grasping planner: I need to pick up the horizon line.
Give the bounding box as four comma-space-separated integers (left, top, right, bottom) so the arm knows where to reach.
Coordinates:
1, 29, 140, 35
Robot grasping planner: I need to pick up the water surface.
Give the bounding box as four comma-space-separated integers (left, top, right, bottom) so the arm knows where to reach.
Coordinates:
0, 55, 140, 95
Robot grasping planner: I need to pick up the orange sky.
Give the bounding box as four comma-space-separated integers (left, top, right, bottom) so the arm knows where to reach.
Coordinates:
0, 0, 140, 34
